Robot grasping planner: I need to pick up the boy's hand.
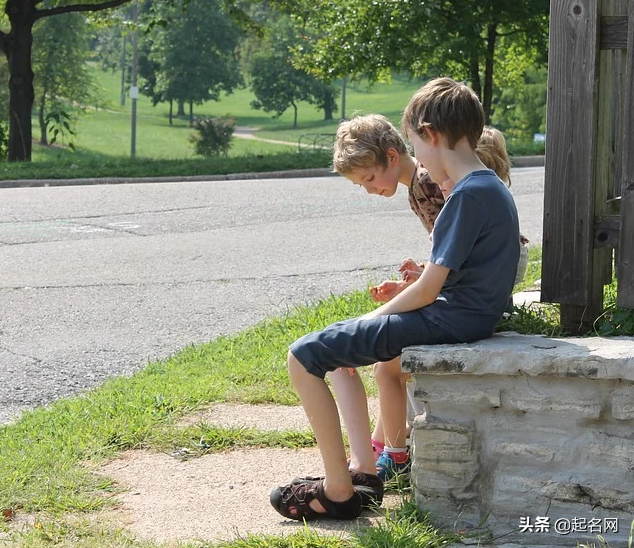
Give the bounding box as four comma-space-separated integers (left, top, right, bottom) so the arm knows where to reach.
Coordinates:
398, 258, 425, 276
402, 269, 422, 284
369, 280, 407, 302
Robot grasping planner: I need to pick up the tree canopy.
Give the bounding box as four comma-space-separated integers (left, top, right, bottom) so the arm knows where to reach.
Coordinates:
33, 11, 96, 146
140, 0, 243, 124
249, 13, 338, 128
1, 0, 139, 160
283, 0, 549, 122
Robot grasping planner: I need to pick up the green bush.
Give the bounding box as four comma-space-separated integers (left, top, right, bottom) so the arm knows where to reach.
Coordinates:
189, 115, 236, 157
507, 140, 545, 157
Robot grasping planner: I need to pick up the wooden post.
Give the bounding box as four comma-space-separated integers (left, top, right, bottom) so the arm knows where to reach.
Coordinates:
616, 0, 634, 307
542, 0, 602, 333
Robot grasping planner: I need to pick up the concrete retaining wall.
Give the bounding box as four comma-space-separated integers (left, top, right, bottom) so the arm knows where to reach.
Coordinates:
401, 332, 634, 547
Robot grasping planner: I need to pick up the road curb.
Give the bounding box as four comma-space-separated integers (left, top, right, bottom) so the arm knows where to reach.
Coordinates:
0, 156, 544, 189
0, 168, 335, 189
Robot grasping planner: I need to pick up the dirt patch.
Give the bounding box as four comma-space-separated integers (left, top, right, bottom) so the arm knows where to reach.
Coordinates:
99, 399, 398, 543
100, 447, 401, 543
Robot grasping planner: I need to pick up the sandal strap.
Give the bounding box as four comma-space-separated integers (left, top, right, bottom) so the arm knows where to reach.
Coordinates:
314, 481, 362, 520
271, 479, 361, 521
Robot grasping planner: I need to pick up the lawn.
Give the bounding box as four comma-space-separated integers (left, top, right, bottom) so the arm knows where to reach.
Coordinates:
29, 67, 424, 162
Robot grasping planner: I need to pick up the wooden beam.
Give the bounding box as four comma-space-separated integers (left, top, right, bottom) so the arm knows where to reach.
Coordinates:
616, 0, 634, 307
600, 16, 628, 49
594, 215, 620, 248
542, 0, 600, 310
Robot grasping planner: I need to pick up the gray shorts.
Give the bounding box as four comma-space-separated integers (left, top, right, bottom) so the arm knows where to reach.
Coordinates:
289, 310, 460, 379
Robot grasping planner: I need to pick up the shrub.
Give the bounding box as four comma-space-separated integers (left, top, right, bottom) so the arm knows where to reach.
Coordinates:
189, 115, 236, 157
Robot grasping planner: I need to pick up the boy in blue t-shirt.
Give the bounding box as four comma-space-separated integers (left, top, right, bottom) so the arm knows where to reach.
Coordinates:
270, 77, 520, 521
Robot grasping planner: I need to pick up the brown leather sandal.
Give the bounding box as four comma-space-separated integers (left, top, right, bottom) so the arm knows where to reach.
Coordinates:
270, 479, 362, 521
291, 469, 384, 509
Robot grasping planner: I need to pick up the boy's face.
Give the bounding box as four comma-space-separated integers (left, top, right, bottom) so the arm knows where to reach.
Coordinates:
407, 129, 448, 190
346, 153, 400, 198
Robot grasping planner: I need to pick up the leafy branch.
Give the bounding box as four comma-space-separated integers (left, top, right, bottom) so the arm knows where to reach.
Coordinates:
34, 0, 133, 21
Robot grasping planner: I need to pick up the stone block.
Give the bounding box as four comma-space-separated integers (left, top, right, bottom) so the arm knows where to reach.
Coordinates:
489, 440, 555, 463
582, 432, 634, 469
402, 332, 634, 381
612, 384, 634, 420
412, 414, 475, 463
413, 375, 501, 408
501, 378, 602, 418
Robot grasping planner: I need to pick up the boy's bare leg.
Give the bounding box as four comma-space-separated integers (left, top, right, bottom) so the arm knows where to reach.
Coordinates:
374, 356, 410, 449
371, 408, 384, 445
327, 368, 375, 475
288, 351, 355, 512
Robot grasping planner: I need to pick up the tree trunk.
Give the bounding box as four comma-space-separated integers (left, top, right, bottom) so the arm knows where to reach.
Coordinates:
38, 95, 47, 146
189, 100, 193, 126
6, 0, 36, 162
177, 100, 185, 116
322, 88, 334, 121
292, 101, 298, 129
169, 99, 173, 125
482, 23, 497, 125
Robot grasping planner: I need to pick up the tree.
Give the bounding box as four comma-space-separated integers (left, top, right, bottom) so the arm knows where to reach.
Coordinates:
141, 0, 243, 126
491, 66, 547, 142
248, 14, 337, 128
91, 7, 133, 106
0, 0, 142, 161
284, 0, 549, 123
32, 11, 95, 146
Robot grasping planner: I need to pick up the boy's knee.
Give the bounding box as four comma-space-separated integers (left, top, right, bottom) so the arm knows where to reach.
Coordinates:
373, 361, 392, 382
373, 359, 404, 384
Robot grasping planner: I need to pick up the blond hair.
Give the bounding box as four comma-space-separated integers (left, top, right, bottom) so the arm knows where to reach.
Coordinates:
401, 77, 485, 149
477, 126, 511, 186
333, 114, 408, 174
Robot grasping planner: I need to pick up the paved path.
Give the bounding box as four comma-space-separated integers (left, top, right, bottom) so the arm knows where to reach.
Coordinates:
0, 168, 544, 424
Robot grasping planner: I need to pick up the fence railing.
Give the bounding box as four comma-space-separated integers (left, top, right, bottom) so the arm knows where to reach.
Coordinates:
297, 133, 337, 152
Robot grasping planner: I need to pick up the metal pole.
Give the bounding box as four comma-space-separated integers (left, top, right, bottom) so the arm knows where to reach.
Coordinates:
130, 0, 139, 158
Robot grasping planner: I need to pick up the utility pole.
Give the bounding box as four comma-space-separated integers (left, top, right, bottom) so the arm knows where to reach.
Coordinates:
130, 0, 139, 158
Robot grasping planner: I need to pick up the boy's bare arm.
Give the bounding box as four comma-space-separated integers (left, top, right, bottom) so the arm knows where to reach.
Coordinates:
363, 262, 449, 318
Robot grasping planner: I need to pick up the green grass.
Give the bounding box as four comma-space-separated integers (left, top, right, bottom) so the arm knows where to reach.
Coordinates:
1, 69, 428, 180
0, 290, 377, 515
4, 148, 331, 180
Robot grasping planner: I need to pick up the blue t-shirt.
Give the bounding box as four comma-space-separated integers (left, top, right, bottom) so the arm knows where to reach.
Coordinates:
421, 169, 520, 341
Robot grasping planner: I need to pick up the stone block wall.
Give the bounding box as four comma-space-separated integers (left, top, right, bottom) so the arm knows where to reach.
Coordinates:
401, 332, 634, 547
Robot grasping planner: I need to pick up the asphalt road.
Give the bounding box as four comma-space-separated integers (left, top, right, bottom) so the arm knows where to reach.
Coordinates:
0, 167, 544, 424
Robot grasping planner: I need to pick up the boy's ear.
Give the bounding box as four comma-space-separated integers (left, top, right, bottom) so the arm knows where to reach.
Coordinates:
424, 126, 439, 145
387, 147, 399, 164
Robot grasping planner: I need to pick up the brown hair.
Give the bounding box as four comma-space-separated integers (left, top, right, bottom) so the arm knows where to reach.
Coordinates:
401, 77, 485, 149
333, 114, 408, 174
476, 126, 511, 186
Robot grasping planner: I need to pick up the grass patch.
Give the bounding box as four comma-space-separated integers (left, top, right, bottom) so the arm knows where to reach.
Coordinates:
592, 279, 634, 336
3, 148, 332, 180
0, 290, 377, 516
